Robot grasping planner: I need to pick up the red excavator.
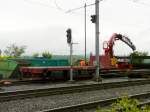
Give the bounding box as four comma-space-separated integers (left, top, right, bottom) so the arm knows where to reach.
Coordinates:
90, 33, 136, 69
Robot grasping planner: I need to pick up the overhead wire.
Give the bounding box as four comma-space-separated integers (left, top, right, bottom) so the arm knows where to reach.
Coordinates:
128, 0, 150, 7
24, 0, 55, 9
24, 0, 150, 16
65, 3, 95, 13
24, 0, 94, 15
53, 0, 66, 11
52, 0, 96, 16
52, 0, 95, 14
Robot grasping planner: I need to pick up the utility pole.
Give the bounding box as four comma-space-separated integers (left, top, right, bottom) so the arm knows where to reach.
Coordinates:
84, 3, 87, 64
66, 28, 74, 82
70, 42, 73, 81
95, 0, 101, 81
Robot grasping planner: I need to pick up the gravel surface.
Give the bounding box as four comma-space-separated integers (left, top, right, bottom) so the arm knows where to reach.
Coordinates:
0, 78, 145, 93
0, 84, 150, 112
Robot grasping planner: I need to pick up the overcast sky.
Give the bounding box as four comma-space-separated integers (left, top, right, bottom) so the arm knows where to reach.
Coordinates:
0, 0, 150, 56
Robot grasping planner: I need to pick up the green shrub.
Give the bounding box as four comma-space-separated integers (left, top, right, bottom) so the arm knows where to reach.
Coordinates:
96, 96, 150, 112
42, 51, 52, 59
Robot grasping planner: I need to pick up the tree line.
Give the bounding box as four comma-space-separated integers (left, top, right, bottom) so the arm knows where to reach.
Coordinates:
1, 44, 52, 59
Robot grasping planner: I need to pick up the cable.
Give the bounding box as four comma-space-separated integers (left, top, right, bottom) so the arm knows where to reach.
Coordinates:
129, 0, 150, 7
24, 0, 95, 16
24, 0, 55, 9
54, 0, 65, 11
65, 3, 95, 13
53, 0, 95, 16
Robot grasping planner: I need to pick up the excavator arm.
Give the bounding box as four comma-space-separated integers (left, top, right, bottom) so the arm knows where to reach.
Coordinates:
103, 33, 136, 57
102, 33, 136, 69
116, 34, 136, 51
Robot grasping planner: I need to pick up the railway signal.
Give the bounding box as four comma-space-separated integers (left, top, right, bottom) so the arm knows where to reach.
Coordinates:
90, 15, 96, 23
66, 28, 73, 82
66, 28, 72, 44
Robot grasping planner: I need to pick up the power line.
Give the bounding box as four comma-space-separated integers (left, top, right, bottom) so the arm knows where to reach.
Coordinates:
66, 3, 95, 13
129, 0, 150, 7
54, 0, 65, 11
24, 0, 55, 9
24, 0, 96, 16
53, 0, 95, 15
24, 0, 92, 14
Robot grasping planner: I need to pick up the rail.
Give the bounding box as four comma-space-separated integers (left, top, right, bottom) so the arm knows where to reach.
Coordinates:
0, 79, 150, 102
39, 92, 150, 112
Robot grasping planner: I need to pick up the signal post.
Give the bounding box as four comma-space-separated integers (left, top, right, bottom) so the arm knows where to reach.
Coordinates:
66, 28, 73, 82
91, 0, 102, 81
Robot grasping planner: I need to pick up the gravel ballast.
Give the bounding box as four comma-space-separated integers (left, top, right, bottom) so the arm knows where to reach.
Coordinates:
0, 84, 150, 112
0, 78, 144, 93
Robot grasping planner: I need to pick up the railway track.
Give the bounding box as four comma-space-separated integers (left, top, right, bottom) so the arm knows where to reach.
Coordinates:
0, 79, 150, 102
39, 92, 150, 112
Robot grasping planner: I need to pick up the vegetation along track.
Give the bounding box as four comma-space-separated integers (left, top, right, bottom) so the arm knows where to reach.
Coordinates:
0, 79, 150, 102
39, 92, 150, 112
